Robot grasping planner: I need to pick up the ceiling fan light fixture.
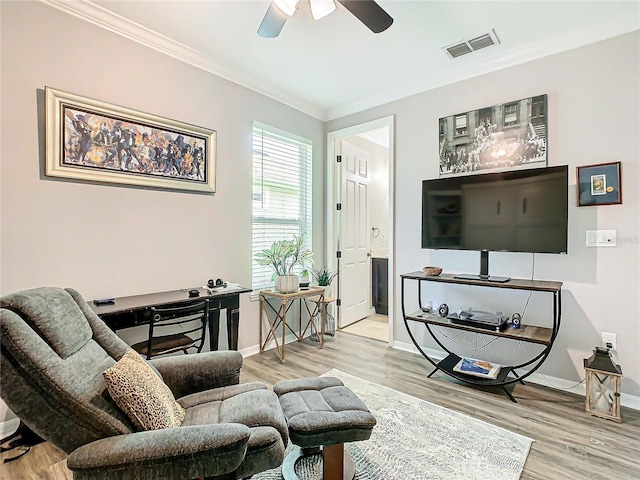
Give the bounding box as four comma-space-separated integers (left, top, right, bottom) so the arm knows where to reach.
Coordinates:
273, 0, 299, 17
258, 0, 393, 38
310, 0, 336, 20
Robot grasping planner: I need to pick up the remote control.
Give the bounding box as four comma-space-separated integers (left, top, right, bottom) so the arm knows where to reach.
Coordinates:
93, 298, 115, 306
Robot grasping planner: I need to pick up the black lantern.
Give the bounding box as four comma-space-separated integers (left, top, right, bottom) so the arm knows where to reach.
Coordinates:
584, 347, 623, 423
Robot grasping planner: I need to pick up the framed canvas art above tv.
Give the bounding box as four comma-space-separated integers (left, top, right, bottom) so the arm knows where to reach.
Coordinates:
45, 87, 216, 194
439, 94, 548, 177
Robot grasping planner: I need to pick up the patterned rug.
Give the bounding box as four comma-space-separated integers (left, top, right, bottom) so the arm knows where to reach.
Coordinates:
254, 369, 533, 480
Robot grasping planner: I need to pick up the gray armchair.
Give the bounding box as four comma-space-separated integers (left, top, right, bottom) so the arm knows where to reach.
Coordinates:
0, 287, 288, 480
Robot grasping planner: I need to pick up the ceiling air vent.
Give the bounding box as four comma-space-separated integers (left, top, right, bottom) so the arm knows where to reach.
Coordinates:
446, 42, 473, 59
443, 29, 500, 59
468, 34, 495, 51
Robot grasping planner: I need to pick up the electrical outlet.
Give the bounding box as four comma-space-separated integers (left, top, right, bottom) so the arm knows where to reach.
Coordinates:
586, 230, 617, 247
602, 332, 617, 350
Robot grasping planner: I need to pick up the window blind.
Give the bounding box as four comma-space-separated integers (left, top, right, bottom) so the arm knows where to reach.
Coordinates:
252, 123, 313, 291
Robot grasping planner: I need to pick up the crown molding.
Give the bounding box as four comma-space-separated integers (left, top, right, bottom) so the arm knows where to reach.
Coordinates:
39, 0, 324, 120
40, 1, 637, 122
325, 13, 639, 121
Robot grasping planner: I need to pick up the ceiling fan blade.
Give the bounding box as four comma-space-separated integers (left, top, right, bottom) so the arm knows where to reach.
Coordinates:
258, 3, 288, 38
338, 0, 393, 33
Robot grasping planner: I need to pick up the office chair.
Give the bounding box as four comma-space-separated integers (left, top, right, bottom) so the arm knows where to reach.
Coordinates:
132, 300, 208, 359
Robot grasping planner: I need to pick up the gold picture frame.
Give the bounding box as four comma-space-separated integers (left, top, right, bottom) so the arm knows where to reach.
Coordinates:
45, 87, 216, 193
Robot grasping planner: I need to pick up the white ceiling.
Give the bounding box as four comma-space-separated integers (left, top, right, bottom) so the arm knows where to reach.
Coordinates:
44, 0, 639, 121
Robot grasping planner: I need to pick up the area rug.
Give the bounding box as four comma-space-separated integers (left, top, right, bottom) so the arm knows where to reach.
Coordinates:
254, 369, 533, 480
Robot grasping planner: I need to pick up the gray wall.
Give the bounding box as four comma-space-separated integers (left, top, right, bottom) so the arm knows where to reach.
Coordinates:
326, 32, 640, 398
0, 0, 326, 426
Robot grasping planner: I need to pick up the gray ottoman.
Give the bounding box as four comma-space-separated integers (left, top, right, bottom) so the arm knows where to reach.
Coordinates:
273, 376, 376, 480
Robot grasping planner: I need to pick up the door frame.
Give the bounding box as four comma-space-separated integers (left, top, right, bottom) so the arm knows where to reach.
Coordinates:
326, 115, 395, 344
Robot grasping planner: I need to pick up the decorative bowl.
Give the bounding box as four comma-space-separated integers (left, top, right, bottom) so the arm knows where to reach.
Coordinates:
423, 266, 442, 276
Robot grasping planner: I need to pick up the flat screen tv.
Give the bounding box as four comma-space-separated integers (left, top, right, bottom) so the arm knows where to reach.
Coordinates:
421, 165, 568, 281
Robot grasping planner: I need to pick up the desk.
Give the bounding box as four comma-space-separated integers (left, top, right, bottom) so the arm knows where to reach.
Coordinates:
91, 286, 251, 351
259, 287, 326, 362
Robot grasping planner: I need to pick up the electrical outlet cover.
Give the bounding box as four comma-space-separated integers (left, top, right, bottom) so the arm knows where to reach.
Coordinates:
602, 332, 617, 350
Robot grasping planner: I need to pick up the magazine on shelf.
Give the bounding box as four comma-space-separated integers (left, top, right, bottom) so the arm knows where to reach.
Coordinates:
453, 357, 502, 379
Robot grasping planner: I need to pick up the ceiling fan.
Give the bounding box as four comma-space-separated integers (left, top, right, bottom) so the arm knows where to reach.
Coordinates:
258, 0, 393, 38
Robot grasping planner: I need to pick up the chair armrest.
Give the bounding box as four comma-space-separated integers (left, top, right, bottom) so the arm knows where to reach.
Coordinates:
67, 424, 250, 480
149, 351, 243, 398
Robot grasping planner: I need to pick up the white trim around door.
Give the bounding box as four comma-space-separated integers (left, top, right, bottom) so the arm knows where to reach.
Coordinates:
326, 115, 395, 345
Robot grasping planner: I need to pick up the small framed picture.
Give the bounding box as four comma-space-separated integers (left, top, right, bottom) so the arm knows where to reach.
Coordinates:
590, 174, 606, 195
577, 162, 622, 206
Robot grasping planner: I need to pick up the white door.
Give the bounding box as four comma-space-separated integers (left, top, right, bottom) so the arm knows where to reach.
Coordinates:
339, 140, 371, 327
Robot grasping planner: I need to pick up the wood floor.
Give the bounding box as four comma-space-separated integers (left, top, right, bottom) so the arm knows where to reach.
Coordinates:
2, 331, 639, 479
339, 314, 388, 342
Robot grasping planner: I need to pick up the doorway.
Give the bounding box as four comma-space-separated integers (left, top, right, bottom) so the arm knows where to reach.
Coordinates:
326, 116, 394, 344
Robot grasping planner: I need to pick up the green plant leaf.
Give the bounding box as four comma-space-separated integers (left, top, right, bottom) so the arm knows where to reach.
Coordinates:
311, 265, 338, 286
254, 234, 315, 279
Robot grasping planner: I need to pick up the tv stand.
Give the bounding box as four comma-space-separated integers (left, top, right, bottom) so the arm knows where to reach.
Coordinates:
453, 273, 511, 283
400, 271, 562, 402
458, 250, 512, 282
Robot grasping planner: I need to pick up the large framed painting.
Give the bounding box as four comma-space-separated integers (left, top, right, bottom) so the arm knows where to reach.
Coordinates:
45, 87, 216, 193
439, 94, 548, 177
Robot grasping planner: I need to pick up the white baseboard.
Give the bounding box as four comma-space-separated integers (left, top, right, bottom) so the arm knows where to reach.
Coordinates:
392, 341, 640, 411
1, 418, 20, 439
239, 332, 304, 360
239, 344, 261, 358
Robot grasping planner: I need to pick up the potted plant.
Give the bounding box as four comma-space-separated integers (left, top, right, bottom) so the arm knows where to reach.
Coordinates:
311, 265, 338, 296
254, 234, 314, 293
299, 268, 311, 290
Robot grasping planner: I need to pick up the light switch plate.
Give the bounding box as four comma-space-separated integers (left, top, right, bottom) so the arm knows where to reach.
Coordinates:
586, 230, 616, 247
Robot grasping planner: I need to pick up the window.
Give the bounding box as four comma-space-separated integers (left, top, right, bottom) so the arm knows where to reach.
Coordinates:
503, 102, 519, 126
252, 122, 313, 291
454, 114, 468, 136
531, 95, 546, 121
478, 107, 493, 127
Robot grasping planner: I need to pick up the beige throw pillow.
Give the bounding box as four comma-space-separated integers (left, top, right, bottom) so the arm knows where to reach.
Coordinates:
103, 349, 185, 430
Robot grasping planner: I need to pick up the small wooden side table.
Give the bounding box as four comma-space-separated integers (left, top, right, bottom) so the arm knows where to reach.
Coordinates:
259, 287, 326, 362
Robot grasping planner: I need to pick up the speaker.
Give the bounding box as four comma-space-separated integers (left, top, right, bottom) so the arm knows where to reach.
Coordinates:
438, 303, 449, 318
207, 278, 227, 289
510, 313, 522, 329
